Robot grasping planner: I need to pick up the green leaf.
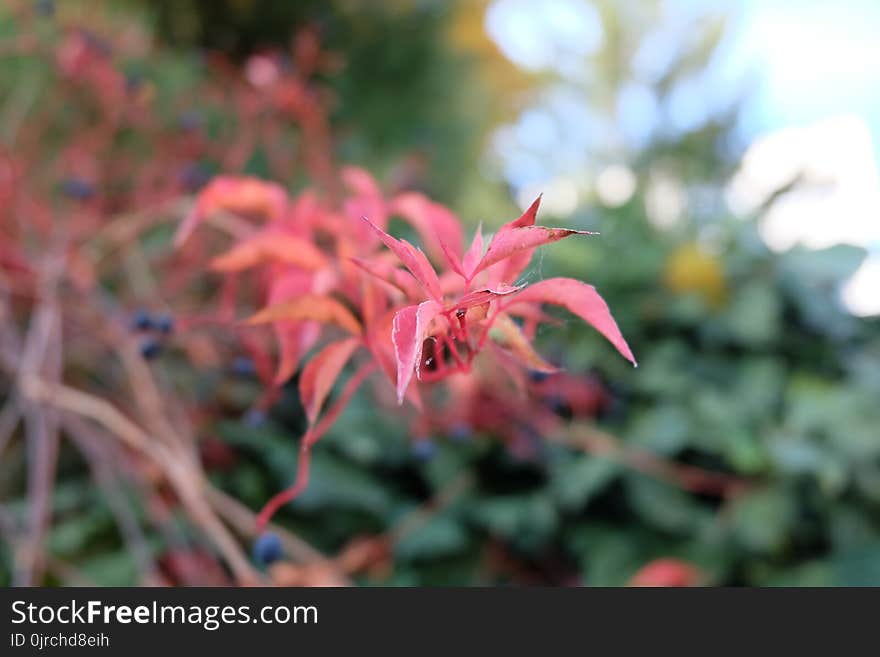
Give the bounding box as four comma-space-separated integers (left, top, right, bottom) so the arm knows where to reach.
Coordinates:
550, 456, 618, 511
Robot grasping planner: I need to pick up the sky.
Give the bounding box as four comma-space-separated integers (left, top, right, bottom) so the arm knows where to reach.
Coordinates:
485, 0, 880, 315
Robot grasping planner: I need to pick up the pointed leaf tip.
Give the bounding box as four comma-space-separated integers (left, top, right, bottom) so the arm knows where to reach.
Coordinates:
471, 226, 593, 279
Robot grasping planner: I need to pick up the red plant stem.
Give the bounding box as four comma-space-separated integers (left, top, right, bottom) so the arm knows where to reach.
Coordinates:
441, 332, 466, 369
476, 307, 504, 352
255, 360, 377, 530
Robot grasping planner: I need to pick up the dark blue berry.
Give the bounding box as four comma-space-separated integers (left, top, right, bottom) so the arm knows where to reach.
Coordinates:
231, 357, 256, 378
61, 178, 95, 200
528, 370, 550, 383
130, 309, 153, 331
548, 395, 572, 419
179, 162, 209, 191
242, 408, 267, 428
139, 338, 162, 360
411, 437, 436, 461
449, 422, 472, 442
154, 314, 174, 335
80, 29, 111, 57
252, 532, 284, 566
178, 111, 203, 132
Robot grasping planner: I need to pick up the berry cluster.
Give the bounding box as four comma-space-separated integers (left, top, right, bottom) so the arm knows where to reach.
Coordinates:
130, 310, 174, 359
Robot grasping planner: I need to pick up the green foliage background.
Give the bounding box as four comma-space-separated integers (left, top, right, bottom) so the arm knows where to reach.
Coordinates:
1, 0, 879, 586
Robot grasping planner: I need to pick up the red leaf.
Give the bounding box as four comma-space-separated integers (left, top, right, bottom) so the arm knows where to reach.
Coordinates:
505, 278, 636, 366
209, 232, 327, 272
362, 217, 442, 301
391, 300, 442, 404
299, 337, 361, 425
470, 226, 594, 279
246, 294, 362, 335
391, 192, 464, 263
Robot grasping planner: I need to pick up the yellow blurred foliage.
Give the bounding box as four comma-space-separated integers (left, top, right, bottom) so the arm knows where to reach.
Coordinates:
663, 242, 727, 307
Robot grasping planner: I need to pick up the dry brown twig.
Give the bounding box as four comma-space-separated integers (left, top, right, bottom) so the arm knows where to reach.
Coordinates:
19, 376, 261, 584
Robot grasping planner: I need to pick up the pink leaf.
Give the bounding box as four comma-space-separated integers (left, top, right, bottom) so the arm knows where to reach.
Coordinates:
461, 224, 484, 276
299, 337, 361, 425
391, 192, 464, 263
362, 217, 443, 301
453, 284, 522, 311
439, 239, 466, 278
470, 226, 595, 279
349, 257, 423, 299
505, 278, 636, 366
391, 300, 442, 404
342, 166, 388, 243
342, 166, 383, 200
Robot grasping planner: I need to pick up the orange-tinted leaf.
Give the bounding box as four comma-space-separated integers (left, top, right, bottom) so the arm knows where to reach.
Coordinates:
209, 233, 327, 272
489, 313, 559, 373
299, 337, 361, 425
174, 176, 287, 247
506, 278, 636, 366
266, 271, 321, 383
246, 295, 362, 335
391, 300, 442, 404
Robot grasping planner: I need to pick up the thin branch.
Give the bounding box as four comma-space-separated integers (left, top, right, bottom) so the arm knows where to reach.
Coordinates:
553, 423, 751, 498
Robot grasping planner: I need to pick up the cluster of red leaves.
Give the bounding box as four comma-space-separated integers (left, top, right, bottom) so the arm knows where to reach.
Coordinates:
177, 169, 636, 528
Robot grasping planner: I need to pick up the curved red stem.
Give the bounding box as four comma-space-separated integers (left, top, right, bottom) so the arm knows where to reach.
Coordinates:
255, 360, 377, 530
